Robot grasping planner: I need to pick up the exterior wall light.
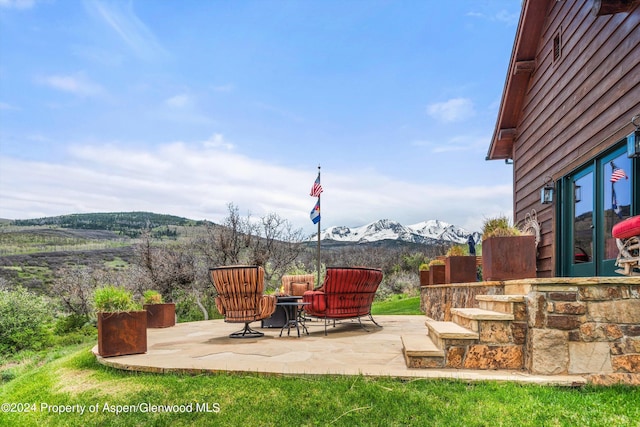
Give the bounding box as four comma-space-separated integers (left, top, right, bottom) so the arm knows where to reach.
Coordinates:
627, 115, 640, 158
540, 176, 554, 204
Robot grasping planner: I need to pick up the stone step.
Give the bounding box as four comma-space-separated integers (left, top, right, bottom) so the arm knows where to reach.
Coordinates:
451, 308, 515, 333
451, 307, 514, 321
425, 319, 478, 349
476, 294, 525, 303
476, 294, 525, 314
401, 334, 445, 368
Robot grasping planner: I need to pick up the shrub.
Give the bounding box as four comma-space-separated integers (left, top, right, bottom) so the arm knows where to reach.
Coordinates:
428, 259, 445, 267
93, 285, 141, 313
482, 216, 521, 239
54, 313, 90, 334
142, 290, 163, 304
419, 263, 430, 271
446, 245, 468, 256
0, 286, 53, 355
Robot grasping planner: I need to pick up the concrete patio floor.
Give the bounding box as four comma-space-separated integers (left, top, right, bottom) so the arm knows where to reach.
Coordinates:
93, 315, 587, 386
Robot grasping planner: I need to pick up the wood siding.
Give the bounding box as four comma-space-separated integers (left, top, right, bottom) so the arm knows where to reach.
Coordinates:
512, 0, 640, 276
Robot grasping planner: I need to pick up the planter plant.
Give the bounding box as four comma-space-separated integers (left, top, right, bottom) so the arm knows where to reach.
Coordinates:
94, 285, 147, 357
428, 259, 446, 285
419, 263, 431, 286
142, 290, 176, 328
445, 245, 477, 284
481, 216, 536, 281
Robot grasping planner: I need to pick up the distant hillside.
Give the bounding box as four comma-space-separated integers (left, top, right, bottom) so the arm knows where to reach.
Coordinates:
11, 212, 206, 238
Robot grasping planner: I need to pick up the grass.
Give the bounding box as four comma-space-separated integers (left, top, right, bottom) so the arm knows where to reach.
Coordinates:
1, 348, 638, 426
371, 295, 422, 315
1, 296, 639, 426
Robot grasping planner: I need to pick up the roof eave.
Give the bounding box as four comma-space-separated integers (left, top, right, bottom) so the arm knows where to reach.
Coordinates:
487, 0, 553, 161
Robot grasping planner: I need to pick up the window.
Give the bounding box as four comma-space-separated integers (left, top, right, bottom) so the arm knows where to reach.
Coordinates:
553, 29, 562, 62
558, 142, 637, 276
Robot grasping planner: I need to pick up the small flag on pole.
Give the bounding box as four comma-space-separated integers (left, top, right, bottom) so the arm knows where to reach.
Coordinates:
310, 200, 320, 224
610, 163, 628, 183
612, 188, 623, 219
310, 174, 323, 197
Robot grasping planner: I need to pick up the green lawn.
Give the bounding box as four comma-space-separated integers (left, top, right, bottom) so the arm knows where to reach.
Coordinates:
1, 295, 639, 426
371, 295, 422, 315
1, 346, 638, 426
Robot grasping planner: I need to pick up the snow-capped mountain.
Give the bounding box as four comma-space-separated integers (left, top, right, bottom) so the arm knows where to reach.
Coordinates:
312, 219, 481, 245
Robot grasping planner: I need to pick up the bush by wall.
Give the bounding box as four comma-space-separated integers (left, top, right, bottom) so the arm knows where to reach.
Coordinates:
0, 286, 53, 355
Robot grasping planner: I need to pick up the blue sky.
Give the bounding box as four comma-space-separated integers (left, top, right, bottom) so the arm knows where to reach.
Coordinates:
0, 0, 521, 234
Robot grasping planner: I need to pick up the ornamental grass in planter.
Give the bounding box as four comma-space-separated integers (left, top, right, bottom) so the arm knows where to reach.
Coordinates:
481, 216, 536, 281
94, 285, 147, 358
445, 245, 477, 284
419, 263, 431, 286
142, 290, 176, 328
428, 259, 446, 285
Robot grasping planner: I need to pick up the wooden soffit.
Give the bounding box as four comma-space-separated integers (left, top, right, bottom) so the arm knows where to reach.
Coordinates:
487, 0, 553, 160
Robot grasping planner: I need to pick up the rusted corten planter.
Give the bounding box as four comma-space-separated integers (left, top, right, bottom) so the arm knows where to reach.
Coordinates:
445, 256, 477, 284
143, 303, 176, 328
429, 265, 446, 285
482, 235, 537, 281
419, 270, 431, 286
97, 311, 147, 357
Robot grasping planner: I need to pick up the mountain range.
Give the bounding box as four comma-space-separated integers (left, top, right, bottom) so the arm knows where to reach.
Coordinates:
311, 219, 481, 246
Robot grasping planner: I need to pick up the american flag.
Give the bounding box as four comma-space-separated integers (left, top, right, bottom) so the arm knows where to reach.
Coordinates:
310, 175, 323, 197
610, 163, 628, 183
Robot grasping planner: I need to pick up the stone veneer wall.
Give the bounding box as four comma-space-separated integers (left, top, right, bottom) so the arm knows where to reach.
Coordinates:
420, 277, 640, 385
420, 282, 504, 321
527, 278, 640, 385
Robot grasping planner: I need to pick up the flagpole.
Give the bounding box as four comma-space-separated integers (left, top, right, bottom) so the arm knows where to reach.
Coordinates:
316, 165, 321, 288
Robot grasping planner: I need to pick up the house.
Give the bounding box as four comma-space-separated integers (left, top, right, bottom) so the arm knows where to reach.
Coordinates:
487, 0, 640, 277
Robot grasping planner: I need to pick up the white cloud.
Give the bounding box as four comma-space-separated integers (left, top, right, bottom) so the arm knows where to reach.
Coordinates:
36, 72, 105, 97
0, 0, 35, 9
0, 102, 20, 110
426, 98, 475, 123
495, 10, 519, 26
466, 9, 519, 26
86, 0, 168, 61
203, 134, 234, 150
165, 94, 191, 109
0, 138, 512, 234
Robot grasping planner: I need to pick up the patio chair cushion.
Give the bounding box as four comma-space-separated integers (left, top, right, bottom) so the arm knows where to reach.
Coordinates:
281, 274, 314, 296
210, 265, 276, 323
304, 290, 327, 313
612, 215, 640, 240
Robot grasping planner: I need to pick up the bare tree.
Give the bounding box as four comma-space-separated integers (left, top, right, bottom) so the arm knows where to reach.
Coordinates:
216, 203, 248, 265
134, 232, 196, 299
248, 212, 306, 283
51, 265, 140, 317
194, 204, 306, 286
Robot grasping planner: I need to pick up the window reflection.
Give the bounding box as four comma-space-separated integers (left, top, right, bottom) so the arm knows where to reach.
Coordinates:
573, 172, 593, 264
603, 153, 632, 259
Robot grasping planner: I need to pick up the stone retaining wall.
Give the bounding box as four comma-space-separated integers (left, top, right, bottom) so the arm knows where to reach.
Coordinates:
526, 278, 640, 385
420, 277, 640, 385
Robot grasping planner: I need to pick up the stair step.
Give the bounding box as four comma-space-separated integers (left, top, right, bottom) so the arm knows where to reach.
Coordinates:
475, 295, 525, 303
476, 294, 525, 315
451, 308, 514, 321
425, 319, 478, 340
401, 334, 444, 357
402, 334, 445, 369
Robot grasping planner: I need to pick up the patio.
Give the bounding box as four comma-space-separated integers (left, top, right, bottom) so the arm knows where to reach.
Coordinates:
92, 315, 586, 386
